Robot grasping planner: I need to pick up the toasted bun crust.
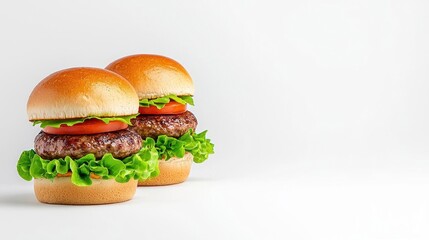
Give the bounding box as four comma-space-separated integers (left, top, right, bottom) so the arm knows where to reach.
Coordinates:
138, 152, 192, 186
34, 178, 138, 205
106, 54, 194, 99
27, 67, 139, 120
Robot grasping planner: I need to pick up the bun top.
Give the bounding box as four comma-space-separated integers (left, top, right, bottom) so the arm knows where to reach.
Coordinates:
27, 67, 139, 120
106, 54, 194, 99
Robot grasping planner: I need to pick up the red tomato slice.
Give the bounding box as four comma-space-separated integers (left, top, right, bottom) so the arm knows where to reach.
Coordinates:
42, 119, 128, 135
139, 101, 187, 115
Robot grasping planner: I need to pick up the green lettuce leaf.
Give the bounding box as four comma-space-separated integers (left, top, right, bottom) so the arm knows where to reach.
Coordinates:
70, 158, 91, 186
17, 150, 34, 181
145, 129, 214, 163
16, 144, 159, 186
139, 95, 194, 109
32, 114, 139, 128
180, 130, 215, 163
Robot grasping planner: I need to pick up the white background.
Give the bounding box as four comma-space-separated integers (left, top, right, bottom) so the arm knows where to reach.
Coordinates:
1, 0, 429, 239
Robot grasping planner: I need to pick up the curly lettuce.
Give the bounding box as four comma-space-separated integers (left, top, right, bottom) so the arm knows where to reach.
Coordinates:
144, 129, 214, 163
17, 140, 159, 186
139, 95, 194, 109
33, 114, 139, 128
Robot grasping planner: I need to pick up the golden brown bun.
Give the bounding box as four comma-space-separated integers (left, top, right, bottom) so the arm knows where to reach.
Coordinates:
27, 67, 139, 120
34, 178, 138, 205
138, 153, 192, 186
106, 54, 194, 99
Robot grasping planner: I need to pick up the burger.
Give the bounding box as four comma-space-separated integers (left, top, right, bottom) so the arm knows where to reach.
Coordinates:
106, 54, 214, 186
16, 67, 159, 204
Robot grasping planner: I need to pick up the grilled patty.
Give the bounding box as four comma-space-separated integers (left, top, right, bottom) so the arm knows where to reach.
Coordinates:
129, 111, 198, 139
34, 130, 142, 160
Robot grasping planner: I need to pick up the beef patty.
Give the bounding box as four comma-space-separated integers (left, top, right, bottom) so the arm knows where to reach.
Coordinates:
129, 111, 197, 139
34, 129, 142, 160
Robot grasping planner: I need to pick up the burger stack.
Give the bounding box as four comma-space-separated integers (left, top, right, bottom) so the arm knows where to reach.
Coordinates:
107, 54, 214, 186
16, 55, 214, 205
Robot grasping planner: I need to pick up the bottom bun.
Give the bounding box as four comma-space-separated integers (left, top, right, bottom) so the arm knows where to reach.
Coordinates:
34, 177, 138, 205
138, 152, 192, 186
